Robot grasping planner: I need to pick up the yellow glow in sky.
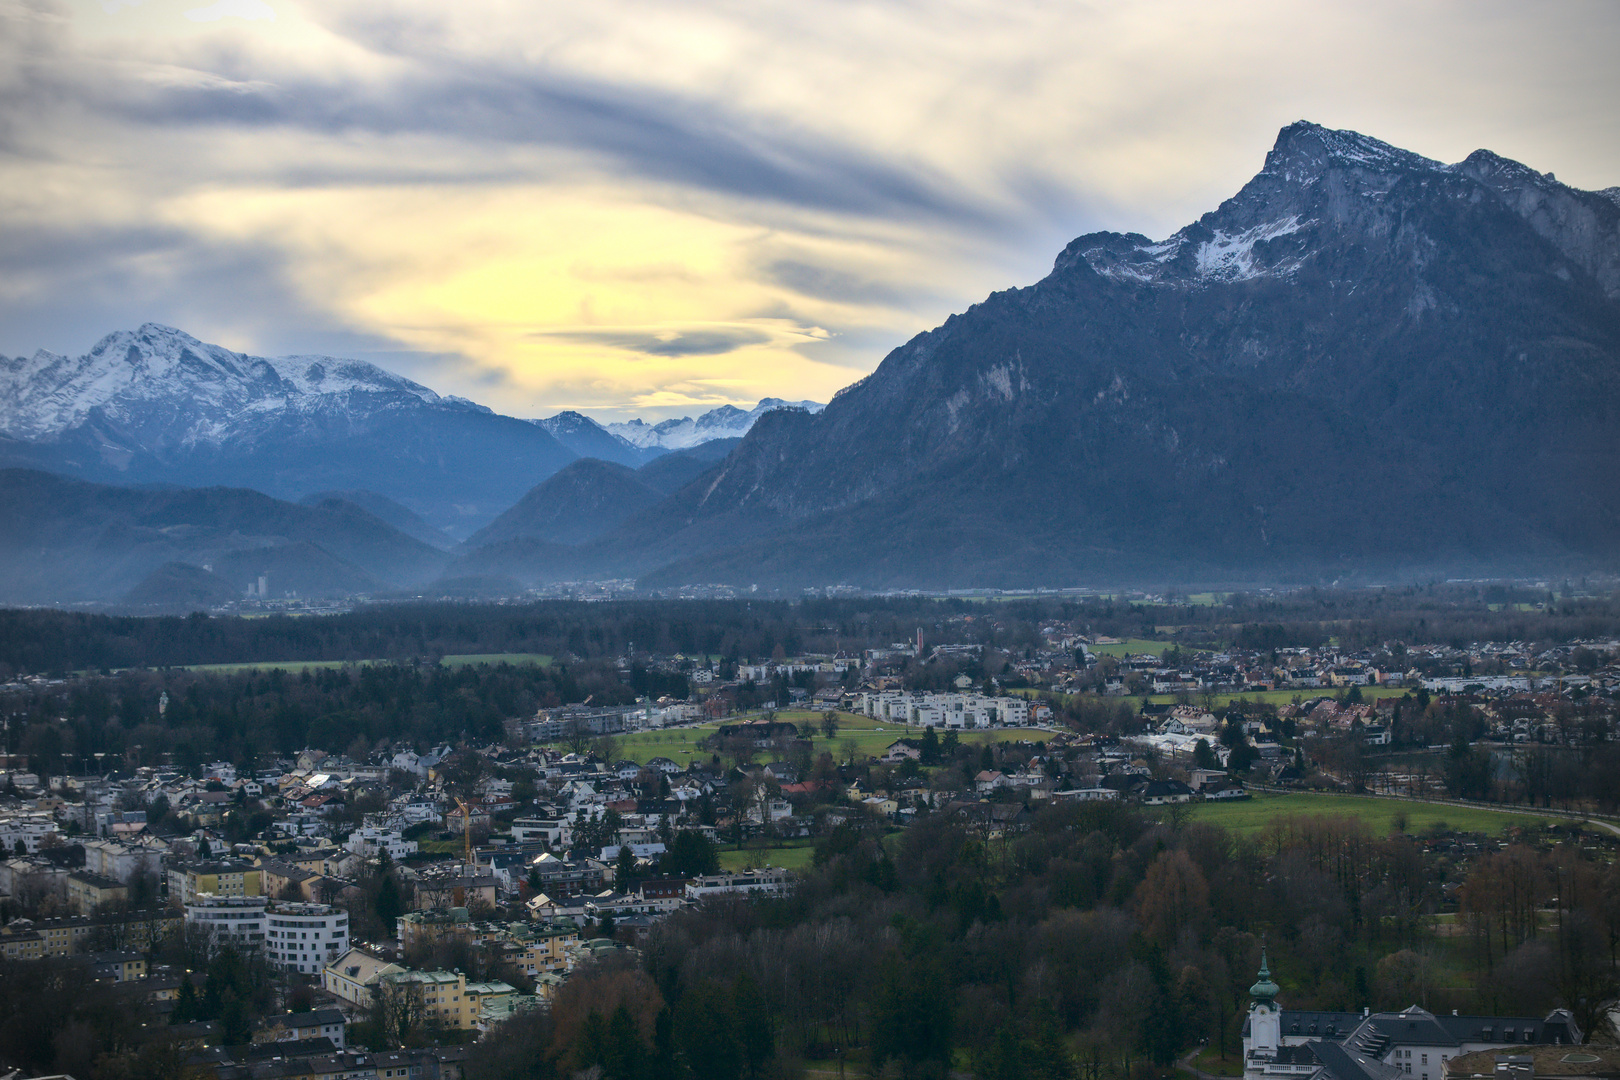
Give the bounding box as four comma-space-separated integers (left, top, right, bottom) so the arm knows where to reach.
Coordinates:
3, 0, 1618, 420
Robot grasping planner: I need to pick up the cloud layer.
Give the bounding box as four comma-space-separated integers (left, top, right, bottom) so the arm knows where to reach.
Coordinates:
2, 0, 1618, 419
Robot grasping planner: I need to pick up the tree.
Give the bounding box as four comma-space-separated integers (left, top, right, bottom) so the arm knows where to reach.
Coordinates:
820, 713, 839, 740
615, 846, 638, 892
661, 831, 719, 877
920, 726, 941, 766
374, 873, 405, 930
1193, 738, 1217, 770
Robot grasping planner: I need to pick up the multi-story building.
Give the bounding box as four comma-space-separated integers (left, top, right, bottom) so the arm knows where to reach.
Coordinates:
66, 871, 129, 915
81, 837, 163, 885
265, 902, 350, 974
323, 948, 407, 1009
0, 908, 182, 957
346, 827, 419, 862
185, 895, 269, 952
168, 860, 263, 905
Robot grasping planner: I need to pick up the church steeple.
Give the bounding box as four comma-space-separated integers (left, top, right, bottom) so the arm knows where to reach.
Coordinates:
1250, 946, 1279, 1002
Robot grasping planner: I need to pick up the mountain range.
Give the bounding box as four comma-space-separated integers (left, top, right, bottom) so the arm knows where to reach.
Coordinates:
0, 323, 818, 538
2, 120, 1617, 603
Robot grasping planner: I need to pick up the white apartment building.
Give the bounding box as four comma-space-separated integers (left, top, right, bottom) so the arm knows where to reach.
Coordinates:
857, 691, 1039, 729
265, 902, 350, 974
185, 895, 269, 953
0, 813, 59, 854
345, 827, 418, 861
81, 838, 163, 884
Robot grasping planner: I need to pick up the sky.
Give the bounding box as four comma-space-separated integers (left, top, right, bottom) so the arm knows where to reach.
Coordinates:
2, 0, 1618, 422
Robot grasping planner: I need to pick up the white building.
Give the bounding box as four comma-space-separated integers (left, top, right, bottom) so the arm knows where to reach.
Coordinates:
345, 827, 418, 861
265, 901, 350, 975
185, 895, 269, 953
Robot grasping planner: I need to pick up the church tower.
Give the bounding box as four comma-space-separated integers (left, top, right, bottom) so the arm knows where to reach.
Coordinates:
1244, 947, 1282, 1078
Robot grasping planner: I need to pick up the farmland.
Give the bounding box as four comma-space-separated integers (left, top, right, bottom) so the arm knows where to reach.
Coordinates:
1190, 791, 1565, 837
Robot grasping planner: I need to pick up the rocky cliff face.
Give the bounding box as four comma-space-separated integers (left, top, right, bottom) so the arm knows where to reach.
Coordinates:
594, 122, 1620, 588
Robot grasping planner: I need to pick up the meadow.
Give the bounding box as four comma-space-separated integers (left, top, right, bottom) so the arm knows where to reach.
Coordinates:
1190, 790, 1561, 836
607, 711, 1013, 768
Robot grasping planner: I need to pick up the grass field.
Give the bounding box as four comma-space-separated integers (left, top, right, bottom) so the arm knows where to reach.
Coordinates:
1087, 638, 1178, 658
717, 840, 818, 871
605, 711, 1010, 769
1190, 791, 1559, 836
439, 653, 554, 668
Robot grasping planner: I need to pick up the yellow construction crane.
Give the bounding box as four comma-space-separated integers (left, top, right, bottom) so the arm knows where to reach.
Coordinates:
454, 796, 475, 872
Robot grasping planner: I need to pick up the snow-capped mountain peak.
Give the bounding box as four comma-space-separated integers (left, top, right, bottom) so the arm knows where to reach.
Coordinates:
0, 323, 445, 442
603, 398, 824, 450
1054, 121, 1620, 297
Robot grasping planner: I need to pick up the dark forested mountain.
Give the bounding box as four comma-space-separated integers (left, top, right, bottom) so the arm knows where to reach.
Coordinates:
466, 458, 665, 548
634, 437, 742, 494
299, 489, 456, 550
0, 324, 576, 536
565, 121, 1619, 589
0, 468, 446, 604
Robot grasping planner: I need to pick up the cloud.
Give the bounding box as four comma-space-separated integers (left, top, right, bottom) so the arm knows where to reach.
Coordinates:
538, 327, 774, 358
3, 0, 1619, 423
100, 0, 144, 12
184, 0, 275, 22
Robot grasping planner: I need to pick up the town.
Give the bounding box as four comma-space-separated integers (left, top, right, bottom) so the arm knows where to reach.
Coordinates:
0, 593, 1619, 1080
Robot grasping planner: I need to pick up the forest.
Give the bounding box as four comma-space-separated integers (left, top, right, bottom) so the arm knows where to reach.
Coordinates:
461, 803, 1620, 1080
2, 584, 1618, 675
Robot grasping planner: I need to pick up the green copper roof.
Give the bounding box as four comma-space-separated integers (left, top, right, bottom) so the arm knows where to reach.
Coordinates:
1249, 948, 1279, 1001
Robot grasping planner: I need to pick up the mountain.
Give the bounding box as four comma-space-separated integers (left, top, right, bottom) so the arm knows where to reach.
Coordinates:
299, 490, 456, 550
604, 399, 824, 450
580, 122, 1620, 588
634, 438, 741, 494
532, 411, 659, 468
465, 458, 664, 548
0, 324, 576, 536
0, 468, 446, 604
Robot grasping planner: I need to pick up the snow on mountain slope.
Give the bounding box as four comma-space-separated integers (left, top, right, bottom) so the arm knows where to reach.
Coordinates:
1059, 120, 1620, 297
604, 398, 824, 450
0, 323, 447, 443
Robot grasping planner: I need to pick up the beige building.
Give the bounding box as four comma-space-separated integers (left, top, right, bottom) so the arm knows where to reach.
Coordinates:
67, 871, 129, 915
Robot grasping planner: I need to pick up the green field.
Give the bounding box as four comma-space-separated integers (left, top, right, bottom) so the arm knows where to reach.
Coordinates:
603, 711, 1008, 769
717, 840, 818, 871
1190, 791, 1560, 836
439, 653, 554, 668
1087, 638, 1178, 658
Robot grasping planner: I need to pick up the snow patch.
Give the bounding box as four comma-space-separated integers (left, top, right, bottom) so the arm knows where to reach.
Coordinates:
1194, 216, 1308, 281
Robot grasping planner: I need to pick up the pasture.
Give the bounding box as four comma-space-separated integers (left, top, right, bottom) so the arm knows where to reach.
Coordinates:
1190, 791, 1561, 837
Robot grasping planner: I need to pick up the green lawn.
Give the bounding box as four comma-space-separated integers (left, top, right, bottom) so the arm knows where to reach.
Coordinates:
717, 840, 818, 871
439, 653, 554, 668
1191, 791, 1560, 836
605, 711, 1007, 769
1087, 638, 1177, 658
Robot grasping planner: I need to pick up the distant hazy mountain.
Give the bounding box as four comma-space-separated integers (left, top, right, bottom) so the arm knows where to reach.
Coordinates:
299, 489, 456, 550
531, 411, 658, 468
466, 458, 664, 548
575, 121, 1620, 589
0, 468, 445, 605
603, 399, 824, 450
0, 324, 575, 535
634, 438, 741, 494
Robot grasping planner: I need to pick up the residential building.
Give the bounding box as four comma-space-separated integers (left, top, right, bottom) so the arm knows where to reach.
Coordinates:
265, 902, 351, 974
168, 861, 264, 905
